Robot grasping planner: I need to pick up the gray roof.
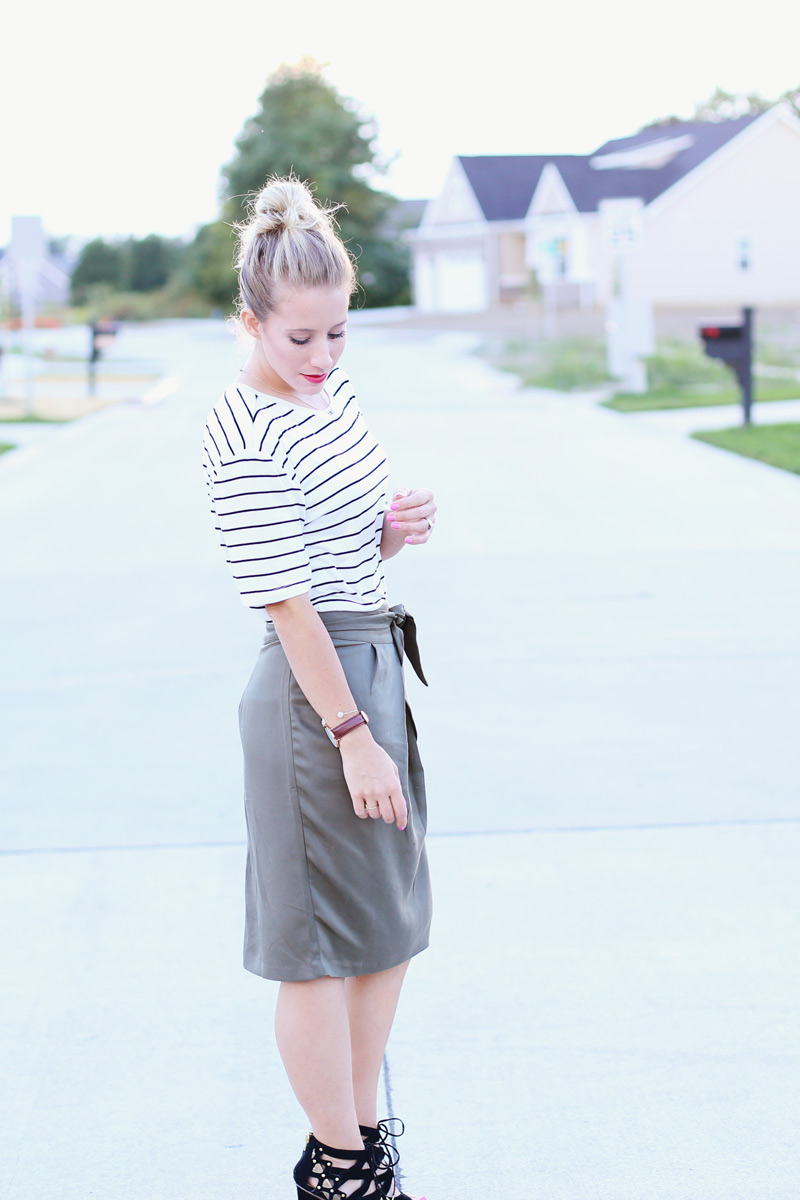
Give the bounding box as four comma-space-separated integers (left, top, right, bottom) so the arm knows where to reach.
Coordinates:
457, 156, 552, 220
592, 114, 759, 158
457, 113, 763, 219
390, 199, 428, 229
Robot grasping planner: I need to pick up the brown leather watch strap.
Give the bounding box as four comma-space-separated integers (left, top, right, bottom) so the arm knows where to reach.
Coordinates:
331, 711, 369, 741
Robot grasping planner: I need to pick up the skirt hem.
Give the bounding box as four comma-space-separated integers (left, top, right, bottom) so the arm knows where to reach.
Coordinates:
243, 935, 430, 983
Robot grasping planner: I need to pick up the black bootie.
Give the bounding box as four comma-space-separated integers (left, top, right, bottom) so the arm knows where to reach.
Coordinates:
359, 1120, 424, 1200
294, 1133, 379, 1198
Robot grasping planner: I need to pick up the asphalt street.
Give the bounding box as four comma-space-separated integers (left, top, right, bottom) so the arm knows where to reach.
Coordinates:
1, 317, 799, 1200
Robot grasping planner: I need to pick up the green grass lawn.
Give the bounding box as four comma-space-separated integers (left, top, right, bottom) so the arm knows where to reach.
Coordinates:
0, 413, 71, 423
481, 336, 612, 391
692, 423, 800, 475
0, 442, 15, 457
604, 379, 800, 411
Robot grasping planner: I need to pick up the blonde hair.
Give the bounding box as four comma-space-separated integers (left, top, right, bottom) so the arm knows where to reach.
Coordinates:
234, 176, 357, 319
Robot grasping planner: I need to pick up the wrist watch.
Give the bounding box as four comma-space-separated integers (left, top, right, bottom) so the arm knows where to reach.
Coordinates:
322, 710, 370, 748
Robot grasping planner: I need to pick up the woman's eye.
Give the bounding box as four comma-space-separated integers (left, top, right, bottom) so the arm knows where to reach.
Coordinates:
289, 331, 345, 345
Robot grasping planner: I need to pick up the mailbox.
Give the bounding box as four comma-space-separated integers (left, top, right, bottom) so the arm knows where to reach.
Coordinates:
88, 320, 120, 395
91, 320, 119, 362
698, 307, 753, 425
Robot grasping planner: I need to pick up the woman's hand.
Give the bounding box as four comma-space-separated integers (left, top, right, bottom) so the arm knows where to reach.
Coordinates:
339, 726, 408, 830
268, 596, 408, 829
381, 487, 437, 558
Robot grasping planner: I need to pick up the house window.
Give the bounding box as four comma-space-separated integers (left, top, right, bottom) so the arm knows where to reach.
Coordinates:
543, 236, 569, 276
738, 237, 752, 271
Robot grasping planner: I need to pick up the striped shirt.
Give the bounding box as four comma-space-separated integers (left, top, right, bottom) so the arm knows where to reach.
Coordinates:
202, 367, 389, 612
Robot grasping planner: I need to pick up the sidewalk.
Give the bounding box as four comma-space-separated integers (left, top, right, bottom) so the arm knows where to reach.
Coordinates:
1, 320, 799, 1199
624, 395, 800, 435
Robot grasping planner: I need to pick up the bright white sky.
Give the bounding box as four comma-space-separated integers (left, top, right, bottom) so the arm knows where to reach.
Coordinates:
3, 0, 799, 245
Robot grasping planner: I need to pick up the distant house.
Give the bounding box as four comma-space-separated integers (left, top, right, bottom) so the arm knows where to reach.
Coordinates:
410, 105, 800, 311
0, 246, 73, 309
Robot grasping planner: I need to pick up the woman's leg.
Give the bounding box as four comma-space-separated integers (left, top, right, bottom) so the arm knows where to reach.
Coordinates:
275, 976, 364, 1149
275, 963, 411, 1141
345, 961, 410, 1128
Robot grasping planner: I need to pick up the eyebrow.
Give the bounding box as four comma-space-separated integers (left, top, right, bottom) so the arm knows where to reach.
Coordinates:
286, 319, 348, 332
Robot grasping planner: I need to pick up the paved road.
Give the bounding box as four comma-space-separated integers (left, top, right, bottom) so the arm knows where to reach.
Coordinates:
1, 318, 799, 1199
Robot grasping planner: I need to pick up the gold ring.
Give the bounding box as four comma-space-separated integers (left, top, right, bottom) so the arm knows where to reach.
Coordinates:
365, 804, 379, 811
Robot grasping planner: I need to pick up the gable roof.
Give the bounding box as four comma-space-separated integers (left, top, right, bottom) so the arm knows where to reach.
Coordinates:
457, 113, 764, 220
457, 156, 550, 220
592, 113, 759, 159
585, 113, 762, 207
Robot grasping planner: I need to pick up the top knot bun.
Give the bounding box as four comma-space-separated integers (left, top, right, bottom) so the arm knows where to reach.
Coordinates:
233, 173, 357, 318
236, 175, 343, 265
251, 178, 324, 237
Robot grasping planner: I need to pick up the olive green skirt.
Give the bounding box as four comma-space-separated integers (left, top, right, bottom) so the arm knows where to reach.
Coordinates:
238, 606, 432, 981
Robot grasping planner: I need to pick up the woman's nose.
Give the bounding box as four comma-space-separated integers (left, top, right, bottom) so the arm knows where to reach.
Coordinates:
310, 343, 333, 370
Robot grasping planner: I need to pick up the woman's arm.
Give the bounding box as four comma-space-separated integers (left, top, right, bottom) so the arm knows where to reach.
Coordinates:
380, 487, 437, 560
267, 593, 407, 829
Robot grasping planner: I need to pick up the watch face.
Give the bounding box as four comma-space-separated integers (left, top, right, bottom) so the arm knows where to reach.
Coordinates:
324, 725, 339, 747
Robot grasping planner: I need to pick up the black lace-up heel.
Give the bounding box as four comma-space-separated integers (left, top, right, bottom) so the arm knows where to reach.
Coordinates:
294, 1133, 379, 1199
359, 1119, 426, 1200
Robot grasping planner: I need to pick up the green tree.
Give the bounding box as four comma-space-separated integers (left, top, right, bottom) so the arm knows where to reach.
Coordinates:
126, 234, 181, 292
649, 84, 800, 130
783, 85, 800, 119
179, 221, 238, 309
692, 86, 772, 121
70, 238, 124, 303
220, 58, 409, 307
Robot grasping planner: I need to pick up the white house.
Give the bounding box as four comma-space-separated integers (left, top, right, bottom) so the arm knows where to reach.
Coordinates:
0, 246, 72, 309
410, 105, 800, 312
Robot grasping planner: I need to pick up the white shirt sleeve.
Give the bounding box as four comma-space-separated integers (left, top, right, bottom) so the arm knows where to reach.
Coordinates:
203, 426, 311, 609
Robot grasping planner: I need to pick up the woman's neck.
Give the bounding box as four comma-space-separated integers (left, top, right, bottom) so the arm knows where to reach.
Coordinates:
237, 366, 329, 411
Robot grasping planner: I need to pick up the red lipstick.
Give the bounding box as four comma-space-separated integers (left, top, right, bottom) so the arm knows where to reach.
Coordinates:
301, 373, 328, 385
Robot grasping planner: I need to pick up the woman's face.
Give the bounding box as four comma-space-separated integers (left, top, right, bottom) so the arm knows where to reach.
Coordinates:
247, 284, 350, 396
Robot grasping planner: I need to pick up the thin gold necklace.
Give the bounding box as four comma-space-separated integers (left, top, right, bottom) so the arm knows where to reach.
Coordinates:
238, 369, 329, 411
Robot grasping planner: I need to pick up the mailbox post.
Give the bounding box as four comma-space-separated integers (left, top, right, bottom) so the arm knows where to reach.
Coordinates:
699, 307, 753, 426
88, 320, 119, 396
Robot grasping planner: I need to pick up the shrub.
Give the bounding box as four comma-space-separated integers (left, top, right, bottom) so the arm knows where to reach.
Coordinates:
642, 341, 729, 391
523, 337, 611, 390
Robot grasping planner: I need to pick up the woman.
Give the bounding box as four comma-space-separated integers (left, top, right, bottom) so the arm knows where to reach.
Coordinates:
202, 176, 435, 1200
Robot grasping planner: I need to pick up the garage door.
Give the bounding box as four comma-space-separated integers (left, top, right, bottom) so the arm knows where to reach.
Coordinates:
437, 251, 488, 312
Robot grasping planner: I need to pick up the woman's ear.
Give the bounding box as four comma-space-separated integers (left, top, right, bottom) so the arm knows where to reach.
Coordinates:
240, 309, 261, 340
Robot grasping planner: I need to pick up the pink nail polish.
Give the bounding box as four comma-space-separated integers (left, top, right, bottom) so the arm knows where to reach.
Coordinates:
405, 537, 413, 544
391, 521, 400, 529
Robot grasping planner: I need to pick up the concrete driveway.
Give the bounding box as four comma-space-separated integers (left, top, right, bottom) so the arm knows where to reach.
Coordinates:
1, 318, 799, 1199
